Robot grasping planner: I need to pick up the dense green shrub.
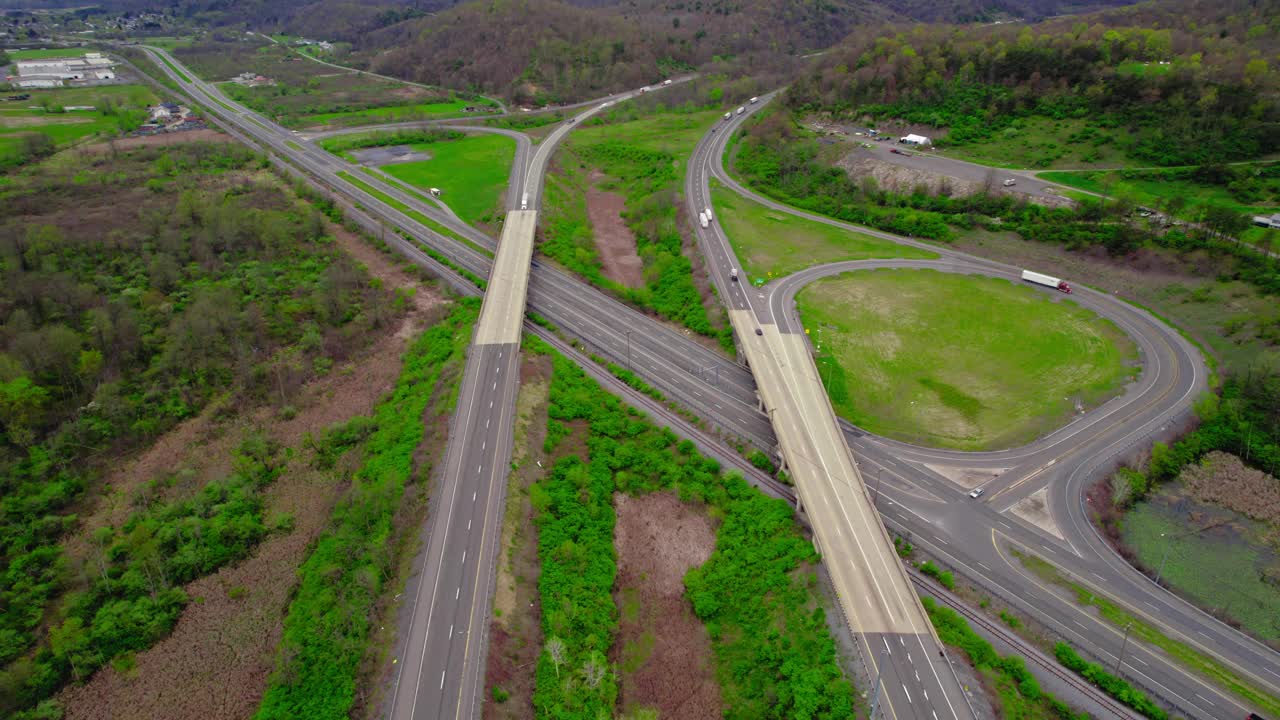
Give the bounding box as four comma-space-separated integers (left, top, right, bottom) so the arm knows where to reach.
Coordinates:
531, 348, 854, 718
1055, 642, 1168, 720
923, 597, 1088, 720
254, 299, 478, 719
318, 128, 464, 155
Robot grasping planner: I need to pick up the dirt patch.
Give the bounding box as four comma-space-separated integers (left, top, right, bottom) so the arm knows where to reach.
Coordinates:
351, 144, 433, 166
83, 129, 234, 153
1181, 451, 1280, 525
483, 354, 552, 720
57, 219, 447, 720
58, 460, 336, 720
389, 86, 429, 100
611, 491, 721, 720
584, 173, 644, 288
0, 114, 95, 127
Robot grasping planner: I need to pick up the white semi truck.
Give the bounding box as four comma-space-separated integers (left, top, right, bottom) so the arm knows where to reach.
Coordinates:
704, 207, 713, 221
521, 192, 529, 210
1021, 269, 1072, 293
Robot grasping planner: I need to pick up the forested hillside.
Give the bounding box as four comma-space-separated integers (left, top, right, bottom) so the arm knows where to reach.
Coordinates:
789, 0, 1280, 166
0, 142, 395, 716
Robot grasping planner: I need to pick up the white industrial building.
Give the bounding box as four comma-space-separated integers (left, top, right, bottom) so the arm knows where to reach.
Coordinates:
7, 52, 118, 88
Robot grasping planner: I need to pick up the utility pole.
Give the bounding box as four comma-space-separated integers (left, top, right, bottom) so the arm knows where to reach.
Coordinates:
1156, 532, 1170, 585
1115, 621, 1134, 675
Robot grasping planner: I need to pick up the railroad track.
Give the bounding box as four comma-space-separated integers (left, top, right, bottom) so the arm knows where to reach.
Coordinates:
912, 573, 1142, 720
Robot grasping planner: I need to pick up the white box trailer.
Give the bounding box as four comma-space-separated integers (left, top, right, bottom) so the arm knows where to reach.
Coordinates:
1021, 269, 1072, 293
749, 96, 759, 104
698, 211, 709, 228
521, 192, 529, 210
704, 207, 713, 221
736, 106, 745, 115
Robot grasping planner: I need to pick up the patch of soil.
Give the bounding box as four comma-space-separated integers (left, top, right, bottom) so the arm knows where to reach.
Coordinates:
352, 145, 433, 167
57, 462, 336, 720
584, 172, 644, 288
483, 356, 552, 720
611, 491, 721, 720
390, 86, 430, 100
83, 129, 233, 153
57, 218, 448, 720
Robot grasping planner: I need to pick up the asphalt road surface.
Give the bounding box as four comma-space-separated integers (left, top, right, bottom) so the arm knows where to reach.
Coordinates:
140, 46, 1280, 719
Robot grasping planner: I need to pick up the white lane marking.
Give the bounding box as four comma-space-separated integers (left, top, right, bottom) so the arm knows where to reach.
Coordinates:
1073, 620, 1088, 630
467, 519, 471, 530
489, 401, 494, 409
903, 686, 911, 704
482, 440, 486, 451
472, 492, 477, 502
1132, 656, 1148, 666
477, 465, 482, 474
440, 671, 446, 690
492, 382, 496, 390
883, 638, 891, 655
462, 551, 466, 565
977, 562, 992, 572
1196, 630, 1213, 640
899, 637, 905, 646
1195, 694, 1216, 705
455, 587, 459, 599
486, 419, 490, 429
1267, 667, 1280, 680
923, 690, 928, 701
1143, 601, 1159, 610
494, 367, 499, 374
449, 624, 453, 636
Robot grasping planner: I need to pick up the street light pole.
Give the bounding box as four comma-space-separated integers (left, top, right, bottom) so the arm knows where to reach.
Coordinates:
1156, 532, 1170, 585
1115, 621, 1134, 675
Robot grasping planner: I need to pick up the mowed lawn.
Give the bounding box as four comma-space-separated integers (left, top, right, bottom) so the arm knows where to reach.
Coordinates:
798, 269, 1137, 450
299, 97, 496, 127
711, 185, 934, 280
568, 109, 723, 158
380, 133, 516, 226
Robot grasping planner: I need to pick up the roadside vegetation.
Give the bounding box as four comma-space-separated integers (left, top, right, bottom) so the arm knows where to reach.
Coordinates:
255, 298, 477, 719
0, 142, 398, 717
710, 184, 934, 280
529, 340, 854, 717
1040, 164, 1280, 252
1014, 550, 1280, 717
796, 269, 1136, 450
1099, 369, 1280, 644
1053, 643, 1167, 720
923, 597, 1089, 720
0, 84, 157, 169
542, 105, 733, 350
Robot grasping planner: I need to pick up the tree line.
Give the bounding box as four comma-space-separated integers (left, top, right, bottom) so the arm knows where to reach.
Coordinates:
787, 0, 1280, 167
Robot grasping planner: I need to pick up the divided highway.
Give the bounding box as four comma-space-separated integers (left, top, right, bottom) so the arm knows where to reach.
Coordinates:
138, 46, 1279, 720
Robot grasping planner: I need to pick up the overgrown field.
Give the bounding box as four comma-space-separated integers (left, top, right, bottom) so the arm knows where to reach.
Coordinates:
541, 108, 731, 349
255, 299, 478, 718
0, 142, 399, 717
170, 37, 488, 128
528, 340, 855, 717
797, 269, 1136, 450
0, 84, 157, 168
710, 184, 934, 280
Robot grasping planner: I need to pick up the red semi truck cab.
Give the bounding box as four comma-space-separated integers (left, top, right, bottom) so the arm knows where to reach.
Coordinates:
1058, 281, 1072, 293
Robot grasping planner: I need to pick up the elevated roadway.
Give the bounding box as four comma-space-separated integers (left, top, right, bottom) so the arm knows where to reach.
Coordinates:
139, 46, 1279, 719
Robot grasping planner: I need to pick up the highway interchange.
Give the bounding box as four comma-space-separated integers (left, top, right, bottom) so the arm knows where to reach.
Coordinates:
137, 46, 1280, 720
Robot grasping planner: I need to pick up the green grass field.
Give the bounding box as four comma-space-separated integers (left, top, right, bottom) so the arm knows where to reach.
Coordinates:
298, 98, 495, 127
0, 84, 158, 164
711, 185, 934, 279
6, 47, 103, 60
569, 108, 722, 157
1040, 168, 1280, 220
376, 133, 515, 227
940, 116, 1134, 169
798, 269, 1137, 450
1122, 490, 1280, 643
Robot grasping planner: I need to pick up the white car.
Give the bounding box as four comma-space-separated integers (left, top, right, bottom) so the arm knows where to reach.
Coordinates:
1002, 179, 1016, 187
969, 487, 985, 499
